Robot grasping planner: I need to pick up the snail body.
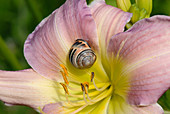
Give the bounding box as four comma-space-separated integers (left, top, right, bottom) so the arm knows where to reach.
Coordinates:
69, 39, 96, 69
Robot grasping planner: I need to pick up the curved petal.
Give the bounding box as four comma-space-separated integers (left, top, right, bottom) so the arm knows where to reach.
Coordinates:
107, 15, 170, 105
24, 0, 98, 81
0, 69, 62, 109
89, 0, 132, 75
90, 0, 132, 51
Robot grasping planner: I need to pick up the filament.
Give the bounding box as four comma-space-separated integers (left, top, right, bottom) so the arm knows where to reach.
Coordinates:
81, 82, 95, 104
86, 89, 94, 102
83, 91, 89, 104
91, 72, 106, 91
67, 85, 80, 91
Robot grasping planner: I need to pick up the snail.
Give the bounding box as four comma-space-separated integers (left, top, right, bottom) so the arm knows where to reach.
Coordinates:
69, 39, 96, 69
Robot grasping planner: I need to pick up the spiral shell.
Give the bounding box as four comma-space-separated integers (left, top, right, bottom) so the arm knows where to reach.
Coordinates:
69, 39, 96, 69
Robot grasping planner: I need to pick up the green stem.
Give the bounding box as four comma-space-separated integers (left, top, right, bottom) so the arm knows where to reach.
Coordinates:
0, 36, 22, 70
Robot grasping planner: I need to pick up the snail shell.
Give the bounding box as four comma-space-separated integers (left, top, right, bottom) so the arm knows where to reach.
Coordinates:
69, 39, 96, 69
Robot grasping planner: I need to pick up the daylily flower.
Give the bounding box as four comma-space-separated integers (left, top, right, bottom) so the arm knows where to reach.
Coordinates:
0, 0, 170, 113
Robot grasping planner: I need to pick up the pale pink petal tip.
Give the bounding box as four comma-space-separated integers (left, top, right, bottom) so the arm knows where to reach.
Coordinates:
108, 15, 170, 105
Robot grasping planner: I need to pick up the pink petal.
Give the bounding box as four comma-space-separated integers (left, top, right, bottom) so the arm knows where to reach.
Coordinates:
0, 69, 59, 109
43, 103, 164, 114
42, 103, 64, 114
24, 0, 98, 81
107, 15, 170, 105
131, 103, 164, 114
90, 0, 132, 50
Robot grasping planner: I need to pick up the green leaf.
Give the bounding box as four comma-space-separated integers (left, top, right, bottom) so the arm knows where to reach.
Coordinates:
0, 36, 22, 70
158, 89, 170, 111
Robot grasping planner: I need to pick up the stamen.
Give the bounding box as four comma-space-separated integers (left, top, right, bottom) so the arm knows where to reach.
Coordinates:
60, 65, 81, 91
81, 83, 85, 93
82, 82, 89, 90
81, 82, 95, 104
60, 83, 80, 106
83, 90, 89, 104
60, 64, 68, 76
91, 72, 106, 91
81, 83, 91, 104
67, 85, 80, 91
60, 83, 69, 95
91, 72, 94, 82
86, 89, 94, 102
65, 92, 72, 105
60, 71, 69, 85
59, 65, 110, 109
81, 82, 89, 94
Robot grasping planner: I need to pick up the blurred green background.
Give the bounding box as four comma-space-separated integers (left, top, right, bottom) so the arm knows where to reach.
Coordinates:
0, 0, 170, 113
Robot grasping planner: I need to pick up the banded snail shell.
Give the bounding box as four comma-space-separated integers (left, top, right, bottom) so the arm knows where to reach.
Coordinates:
69, 39, 96, 69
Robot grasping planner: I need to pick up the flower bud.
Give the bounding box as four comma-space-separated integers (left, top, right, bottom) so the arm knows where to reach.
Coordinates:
116, 0, 131, 12
135, 0, 152, 17
129, 4, 140, 23
139, 8, 147, 20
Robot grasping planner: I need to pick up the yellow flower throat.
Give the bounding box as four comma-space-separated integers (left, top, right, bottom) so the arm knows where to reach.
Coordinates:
59, 64, 113, 113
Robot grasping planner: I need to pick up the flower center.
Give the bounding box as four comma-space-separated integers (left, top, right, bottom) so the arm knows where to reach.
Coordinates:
59, 64, 112, 113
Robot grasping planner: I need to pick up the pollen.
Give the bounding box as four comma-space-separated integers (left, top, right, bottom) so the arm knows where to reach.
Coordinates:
60, 83, 69, 95
60, 64, 68, 76
60, 70, 69, 85
81, 82, 89, 94
83, 82, 89, 89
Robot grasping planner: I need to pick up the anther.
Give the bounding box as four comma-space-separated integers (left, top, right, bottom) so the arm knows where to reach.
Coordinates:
60, 71, 69, 85
81, 83, 90, 104
91, 72, 94, 82
90, 72, 104, 91
81, 83, 94, 104
81, 82, 89, 94
81, 83, 85, 92
83, 82, 89, 89
60, 64, 68, 76
60, 83, 69, 95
